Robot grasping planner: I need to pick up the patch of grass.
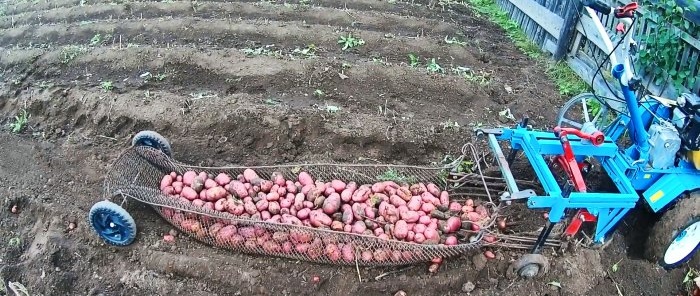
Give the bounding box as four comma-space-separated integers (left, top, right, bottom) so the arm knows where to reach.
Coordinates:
313, 89, 324, 97
7, 237, 21, 247
338, 33, 365, 50
292, 44, 316, 58
100, 80, 114, 92
465, 0, 587, 96
241, 46, 282, 57
0, 6, 5, 17
408, 53, 420, 68
9, 109, 29, 134
545, 62, 588, 97
441, 120, 460, 130
376, 169, 417, 184
60, 45, 88, 64
89, 33, 102, 46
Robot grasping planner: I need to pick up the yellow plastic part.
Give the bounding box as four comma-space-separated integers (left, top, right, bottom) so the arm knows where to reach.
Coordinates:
688, 150, 700, 170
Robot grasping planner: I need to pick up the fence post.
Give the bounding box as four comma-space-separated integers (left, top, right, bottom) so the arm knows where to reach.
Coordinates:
553, 0, 583, 60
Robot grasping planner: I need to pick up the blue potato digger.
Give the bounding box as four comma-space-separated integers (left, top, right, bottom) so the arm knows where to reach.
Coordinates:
475, 0, 699, 278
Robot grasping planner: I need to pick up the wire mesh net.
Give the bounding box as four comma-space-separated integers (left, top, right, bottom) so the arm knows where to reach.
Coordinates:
103, 146, 503, 266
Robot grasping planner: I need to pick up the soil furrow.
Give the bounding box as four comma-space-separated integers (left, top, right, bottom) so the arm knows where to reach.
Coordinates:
0, 1, 462, 40
3, 0, 443, 20
1, 45, 513, 121
0, 17, 525, 69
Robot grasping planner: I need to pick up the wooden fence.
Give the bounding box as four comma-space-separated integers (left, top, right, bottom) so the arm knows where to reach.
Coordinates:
494, 0, 700, 99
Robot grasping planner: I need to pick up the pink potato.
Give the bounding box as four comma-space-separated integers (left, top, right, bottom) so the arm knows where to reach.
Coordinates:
192, 199, 205, 207
204, 201, 215, 211
282, 241, 293, 253
271, 172, 286, 187
310, 211, 333, 227
266, 192, 280, 201
294, 193, 305, 210
413, 223, 426, 234
440, 191, 450, 206
160, 175, 173, 190
444, 217, 461, 233
426, 183, 441, 197
331, 221, 344, 231
277, 187, 287, 196
181, 187, 198, 200
204, 179, 217, 190
401, 211, 420, 223
169, 172, 177, 179
281, 214, 302, 225
297, 208, 311, 220
421, 202, 435, 213
364, 206, 376, 219
324, 187, 336, 197
407, 197, 421, 211
268, 215, 281, 223
262, 240, 281, 253
406, 231, 415, 241
466, 212, 481, 222
475, 205, 489, 217
423, 227, 439, 244
280, 198, 292, 209
322, 194, 341, 215
352, 221, 367, 234
295, 243, 310, 253
259, 180, 274, 193
414, 233, 426, 243
303, 201, 314, 209
206, 187, 228, 201
162, 186, 175, 196
176, 175, 182, 182
244, 201, 258, 215
374, 227, 384, 236
268, 202, 280, 215
214, 173, 231, 186
314, 181, 327, 194
419, 215, 432, 225
173, 182, 183, 194
215, 225, 237, 244
378, 234, 389, 240
445, 236, 458, 246
270, 184, 279, 195
286, 181, 298, 194
371, 182, 386, 193
420, 192, 435, 203
344, 224, 352, 232
298, 172, 314, 186
215, 198, 228, 211
462, 205, 474, 213
396, 187, 412, 201
361, 250, 373, 262
251, 213, 261, 220
352, 187, 370, 203
330, 180, 346, 192
307, 188, 323, 203
301, 184, 314, 196
449, 202, 462, 212
325, 244, 341, 261
394, 220, 409, 239
243, 169, 259, 182
385, 186, 397, 197
181, 219, 201, 233
390, 195, 407, 207
260, 211, 271, 220
341, 244, 355, 262
228, 203, 245, 216
409, 183, 423, 196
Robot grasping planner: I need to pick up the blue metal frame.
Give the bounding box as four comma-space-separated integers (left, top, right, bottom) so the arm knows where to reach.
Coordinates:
480, 63, 700, 243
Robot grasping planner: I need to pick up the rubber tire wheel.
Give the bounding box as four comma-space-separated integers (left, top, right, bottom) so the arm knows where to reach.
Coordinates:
89, 200, 137, 246
506, 254, 550, 279
645, 195, 700, 269
131, 130, 172, 157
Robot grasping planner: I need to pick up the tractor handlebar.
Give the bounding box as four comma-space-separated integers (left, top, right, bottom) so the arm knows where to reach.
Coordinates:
553, 126, 605, 146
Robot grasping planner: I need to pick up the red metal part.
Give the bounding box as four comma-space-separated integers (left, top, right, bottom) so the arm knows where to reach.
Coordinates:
616, 23, 626, 33
552, 126, 605, 193
564, 209, 597, 237
614, 2, 638, 18
553, 126, 605, 146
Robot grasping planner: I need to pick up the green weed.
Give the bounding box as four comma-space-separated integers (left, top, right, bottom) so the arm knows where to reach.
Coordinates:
408, 53, 420, 68
100, 80, 114, 92
89, 33, 102, 46
545, 62, 588, 97
241, 46, 282, 57
292, 44, 316, 58
9, 109, 29, 134
60, 45, 88, 64
426, 58, 444, 73
444, 35, 467, 46
376, 169, 417, 184
338, 33, 365, 50
313, 89, 324, 97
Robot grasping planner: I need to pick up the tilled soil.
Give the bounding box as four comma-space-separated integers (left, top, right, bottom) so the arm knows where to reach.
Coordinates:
0, 0, 694, 295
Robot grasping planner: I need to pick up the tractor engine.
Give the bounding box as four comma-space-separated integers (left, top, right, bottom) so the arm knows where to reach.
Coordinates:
672, 93, 700, 169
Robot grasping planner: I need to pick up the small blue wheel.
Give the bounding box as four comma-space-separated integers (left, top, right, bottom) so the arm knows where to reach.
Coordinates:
89, 200, 137, 246
131, 130, 172, 157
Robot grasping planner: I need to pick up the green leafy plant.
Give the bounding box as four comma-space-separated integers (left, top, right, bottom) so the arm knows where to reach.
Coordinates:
376, 169, 417, 184
60, 45, 88, 64
426, 58, 444, 73
545, 62, 588, 97
292, 44, 317, 58
638, 1, 697, 92
338, 33, 365, 50
408, 53, 420, 67
444, 35, 466, 46
9, 109, 29, 134
89, 33, 102, 46
100, 80, 114, 92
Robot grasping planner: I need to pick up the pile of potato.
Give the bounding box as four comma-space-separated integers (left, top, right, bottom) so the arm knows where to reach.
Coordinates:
158, 169, 495, 263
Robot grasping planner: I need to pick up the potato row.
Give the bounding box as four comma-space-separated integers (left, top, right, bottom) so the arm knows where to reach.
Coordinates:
159, 169, 495, 248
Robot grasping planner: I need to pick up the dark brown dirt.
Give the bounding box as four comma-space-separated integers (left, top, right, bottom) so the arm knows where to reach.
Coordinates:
0, 0, 695, 295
